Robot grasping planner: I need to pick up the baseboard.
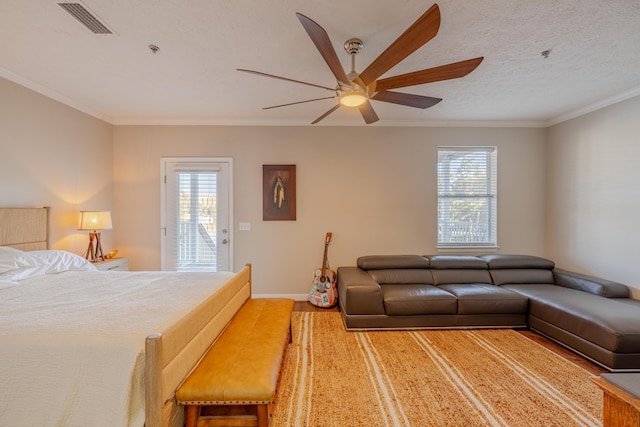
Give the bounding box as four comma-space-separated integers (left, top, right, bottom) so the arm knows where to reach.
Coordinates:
253, 293, 309, 301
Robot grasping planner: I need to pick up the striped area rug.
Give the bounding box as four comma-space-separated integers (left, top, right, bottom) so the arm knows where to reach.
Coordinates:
271, 312, 602, 427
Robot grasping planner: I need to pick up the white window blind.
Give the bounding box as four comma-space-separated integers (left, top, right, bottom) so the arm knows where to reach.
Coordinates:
437, 147, 497, 247
165, 162, 220, 272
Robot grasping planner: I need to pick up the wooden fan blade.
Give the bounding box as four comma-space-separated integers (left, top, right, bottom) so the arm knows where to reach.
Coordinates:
371, 90, 442, 109
296, 13, 350, 86
375, 57, 484, 91
237, 69, 336, 92
311, 104, 341, 124
359, 100, 379, 124
263, 96, 338, 110
358, 4, 441, 86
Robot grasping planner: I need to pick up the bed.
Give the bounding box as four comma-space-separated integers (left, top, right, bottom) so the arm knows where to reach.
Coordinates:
0, 207, 252, 427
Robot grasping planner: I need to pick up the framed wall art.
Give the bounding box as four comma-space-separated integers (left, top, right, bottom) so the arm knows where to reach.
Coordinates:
263, 164, 296, 221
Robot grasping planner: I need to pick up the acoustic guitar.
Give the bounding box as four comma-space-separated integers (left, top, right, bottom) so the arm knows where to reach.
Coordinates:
308, 232, 338, 308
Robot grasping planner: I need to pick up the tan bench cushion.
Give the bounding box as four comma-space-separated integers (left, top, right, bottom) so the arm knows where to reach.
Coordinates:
176, 298, 294, 405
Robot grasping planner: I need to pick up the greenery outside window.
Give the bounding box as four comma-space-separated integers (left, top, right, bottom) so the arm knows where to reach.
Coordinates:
437, 147, 497, 248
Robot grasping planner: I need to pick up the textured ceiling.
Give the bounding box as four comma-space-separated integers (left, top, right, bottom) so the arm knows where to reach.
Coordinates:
1, 0, 639, 126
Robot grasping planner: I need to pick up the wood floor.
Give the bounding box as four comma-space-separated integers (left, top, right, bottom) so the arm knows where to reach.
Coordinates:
293, 300, 606, 376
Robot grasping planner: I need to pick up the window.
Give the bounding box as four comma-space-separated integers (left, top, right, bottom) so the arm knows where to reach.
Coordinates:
437, 147, 497, 248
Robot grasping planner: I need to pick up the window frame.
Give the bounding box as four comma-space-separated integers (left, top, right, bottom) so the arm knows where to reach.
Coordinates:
437, 146, 497, 249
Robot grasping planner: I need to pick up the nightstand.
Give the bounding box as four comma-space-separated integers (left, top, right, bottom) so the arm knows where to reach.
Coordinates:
94, 257, 130, 271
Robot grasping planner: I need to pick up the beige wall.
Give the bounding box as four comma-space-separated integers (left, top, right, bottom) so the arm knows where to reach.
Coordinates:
8, 72, 638, 299
0, 77, 114, 253
114, 125, 546, 297
546, 95, 640, 297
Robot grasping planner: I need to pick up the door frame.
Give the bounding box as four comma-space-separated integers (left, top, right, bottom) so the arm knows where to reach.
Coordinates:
160, 157, 234, 271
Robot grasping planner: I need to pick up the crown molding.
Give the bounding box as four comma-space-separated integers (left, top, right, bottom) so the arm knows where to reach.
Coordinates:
0, 66, 112, 123
547, 86, 640, 127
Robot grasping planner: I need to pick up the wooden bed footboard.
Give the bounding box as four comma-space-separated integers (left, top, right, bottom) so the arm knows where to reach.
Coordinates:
145, 264, 252, 427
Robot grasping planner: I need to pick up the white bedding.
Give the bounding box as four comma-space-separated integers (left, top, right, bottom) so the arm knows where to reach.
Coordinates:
0, 268, 235, 427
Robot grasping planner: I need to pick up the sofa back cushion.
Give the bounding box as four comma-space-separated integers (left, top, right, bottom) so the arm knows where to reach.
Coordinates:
427, 255, 487, 270
480, 254, 554, 286
358, 255, 429, 270
480, 254, 555, 270
553, 269, 629, 298
431, 269, 492, 285
489, 269, 554, 286
368, 269, 434, 285
426, 255, 491, 285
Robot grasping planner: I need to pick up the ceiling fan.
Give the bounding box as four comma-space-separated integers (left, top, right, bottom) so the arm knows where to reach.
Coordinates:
238, 3, 483, 124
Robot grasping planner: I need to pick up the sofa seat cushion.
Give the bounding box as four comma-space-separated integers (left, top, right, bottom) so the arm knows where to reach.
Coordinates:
438, 284, 528, 315
504, 284, 640, 353
382, 284, 457, 315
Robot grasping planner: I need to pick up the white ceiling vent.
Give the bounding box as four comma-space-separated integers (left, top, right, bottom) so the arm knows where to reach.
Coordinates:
58, 2, 112, 34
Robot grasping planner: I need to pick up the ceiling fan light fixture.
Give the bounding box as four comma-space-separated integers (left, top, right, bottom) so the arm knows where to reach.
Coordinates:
339, 92, 367, 107
241, 5, 482, 124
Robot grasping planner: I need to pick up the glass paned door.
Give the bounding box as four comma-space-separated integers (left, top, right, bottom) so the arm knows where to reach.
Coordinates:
161, 158, 232, 271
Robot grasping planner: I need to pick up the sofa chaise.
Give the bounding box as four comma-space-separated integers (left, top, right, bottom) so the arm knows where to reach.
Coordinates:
337, 254, 640, 371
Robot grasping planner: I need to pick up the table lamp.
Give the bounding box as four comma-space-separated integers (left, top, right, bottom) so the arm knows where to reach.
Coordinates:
78, 211, 112, 262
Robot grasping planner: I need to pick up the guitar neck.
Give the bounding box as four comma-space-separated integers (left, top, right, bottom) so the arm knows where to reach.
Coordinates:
321, 232, 332, 276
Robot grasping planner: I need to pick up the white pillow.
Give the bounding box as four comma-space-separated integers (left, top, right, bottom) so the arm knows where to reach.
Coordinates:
30, 250, 97, 273
0, 246, 49, 280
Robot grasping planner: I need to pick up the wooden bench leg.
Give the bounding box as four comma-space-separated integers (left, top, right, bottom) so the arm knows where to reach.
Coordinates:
256, 404, 269, 427
185, 405, 200, 427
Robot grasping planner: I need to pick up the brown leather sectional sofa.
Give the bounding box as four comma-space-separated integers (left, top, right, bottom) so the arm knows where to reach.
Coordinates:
336, 254, 640, 371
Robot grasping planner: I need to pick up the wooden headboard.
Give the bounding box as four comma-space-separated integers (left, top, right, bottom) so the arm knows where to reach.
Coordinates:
0, 207, 50, 250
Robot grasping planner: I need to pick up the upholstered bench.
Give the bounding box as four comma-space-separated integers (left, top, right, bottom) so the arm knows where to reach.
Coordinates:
176, 298, 295, 427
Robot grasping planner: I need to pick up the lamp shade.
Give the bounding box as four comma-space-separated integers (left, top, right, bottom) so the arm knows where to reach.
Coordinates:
78, 211, 113, 231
